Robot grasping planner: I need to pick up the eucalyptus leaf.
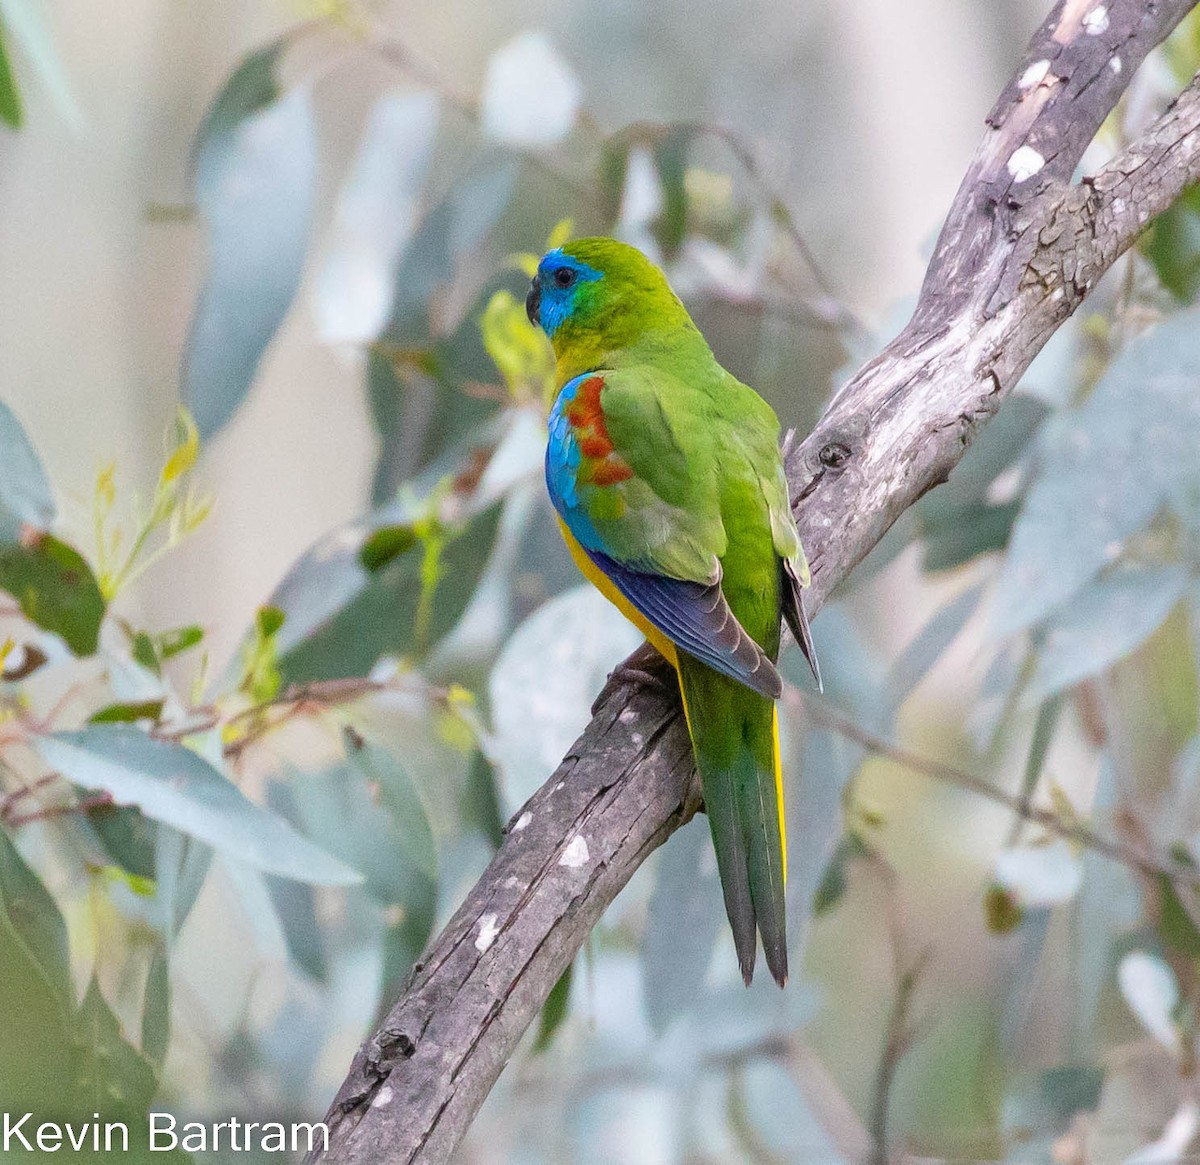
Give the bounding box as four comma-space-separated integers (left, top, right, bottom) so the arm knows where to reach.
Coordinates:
1142, 184, 1200, 302
141, 946, 170, 1067
184, 44, 315, 438
315, 90, 439, 345
0, 399, 52, 528
0, 827, 71, 1004
0, 19, 21, 129
39, 727, 361, 886
280, 764, 432, 904
1025, 566, 1189, 702
533, 961, 573, 1053
0, 0, 80, 128
278, 500, 502, 683
994, 307, 1200, 634
0, 533, 104, 654
348, 739, 437, 880
489, 585, 642, 812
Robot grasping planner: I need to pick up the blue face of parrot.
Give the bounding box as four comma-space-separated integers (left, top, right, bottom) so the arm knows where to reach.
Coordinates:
526, 249, 602, 336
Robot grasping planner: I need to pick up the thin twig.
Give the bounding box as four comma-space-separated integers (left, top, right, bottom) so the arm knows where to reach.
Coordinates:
798, 693, 1200, 893
869, 951, 930, 1165
4, 790, 113, 829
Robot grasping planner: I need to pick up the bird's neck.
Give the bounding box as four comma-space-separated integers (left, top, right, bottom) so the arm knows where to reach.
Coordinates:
552, 321, 712, 385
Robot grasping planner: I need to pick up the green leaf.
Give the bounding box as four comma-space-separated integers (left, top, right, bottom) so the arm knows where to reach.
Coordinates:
0, 902, 71, 1112
984, 881, 1024, 934
132, 630, 161, 674
812, 831, 871, 916
380, 876, 436, 995
0, 533, 105, 654
652, 125, 695, 256
360, 524, 418, 572
184, 42, 315, 438
88, 804, 158, 880
1142, 184, 1200, 302
1157, 874, 1200, 957
0, 18, 21, 129
263, 867, 327, 982
256, 603, 285, 638
348, 738, 437, 881
533, 960, 573, 1053
155, 827, 211, 941
278, 500, 503, 683
38, 727, 363, 886
1025, 566, 1189, 702
89, 699, 166, 725
0, 826, 71, 1004
0, 0, 80, 129
157, 624, 203, 660
922, 501, 1021, 573
73, 976, 157, 1115
995, 308, 1200, 634
641, 817, 722, 1034
141, 946, 171, 1067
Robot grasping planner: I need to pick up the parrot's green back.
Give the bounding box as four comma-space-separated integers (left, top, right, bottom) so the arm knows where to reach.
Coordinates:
531, 237, 819, 985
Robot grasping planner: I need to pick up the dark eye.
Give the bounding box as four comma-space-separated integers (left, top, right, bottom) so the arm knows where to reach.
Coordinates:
552, 266, 576, 289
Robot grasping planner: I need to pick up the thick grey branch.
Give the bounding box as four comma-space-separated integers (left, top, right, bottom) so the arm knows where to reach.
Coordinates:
312, 3, 1200, 1161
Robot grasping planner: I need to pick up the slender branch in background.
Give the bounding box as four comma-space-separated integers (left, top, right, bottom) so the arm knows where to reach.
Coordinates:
799, 695, 1200, 892
3, 790, 113, 829
868, 951, 930, 1165
312, 3, 1200, 1161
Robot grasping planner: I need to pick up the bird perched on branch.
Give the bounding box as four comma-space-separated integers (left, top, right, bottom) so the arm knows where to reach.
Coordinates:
527, 237, 820, 986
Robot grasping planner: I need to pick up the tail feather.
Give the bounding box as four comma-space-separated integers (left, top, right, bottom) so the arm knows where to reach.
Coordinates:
782, 558, 822, 691
678, 655, 788, 987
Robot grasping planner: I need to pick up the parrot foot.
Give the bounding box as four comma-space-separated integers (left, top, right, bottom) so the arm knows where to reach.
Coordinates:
593, 644, 676, 713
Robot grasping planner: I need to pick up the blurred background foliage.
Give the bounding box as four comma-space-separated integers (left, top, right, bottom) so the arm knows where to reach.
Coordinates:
3, 0, 1200, 1162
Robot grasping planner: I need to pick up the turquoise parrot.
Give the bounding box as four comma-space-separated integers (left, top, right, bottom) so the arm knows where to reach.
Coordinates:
527, 237, 820, 986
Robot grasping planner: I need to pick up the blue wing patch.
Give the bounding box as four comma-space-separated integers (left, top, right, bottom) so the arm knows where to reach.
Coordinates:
586, 548, 782, 699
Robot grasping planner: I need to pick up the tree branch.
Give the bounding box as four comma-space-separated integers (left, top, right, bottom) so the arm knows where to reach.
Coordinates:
312, 3, 1200, 1161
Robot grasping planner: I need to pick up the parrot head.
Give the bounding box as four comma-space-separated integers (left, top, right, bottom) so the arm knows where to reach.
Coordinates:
526, 238, 697, 372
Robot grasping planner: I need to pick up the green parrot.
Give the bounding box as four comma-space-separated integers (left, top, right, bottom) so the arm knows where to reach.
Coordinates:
527, 237, 820, 986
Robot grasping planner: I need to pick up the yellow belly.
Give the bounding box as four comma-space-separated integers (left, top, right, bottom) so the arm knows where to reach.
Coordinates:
555, 517, 788, 882
556, 518, 679, 667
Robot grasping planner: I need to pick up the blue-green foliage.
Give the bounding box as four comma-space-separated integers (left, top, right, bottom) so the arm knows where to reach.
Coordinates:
5, 14, 1200, 1164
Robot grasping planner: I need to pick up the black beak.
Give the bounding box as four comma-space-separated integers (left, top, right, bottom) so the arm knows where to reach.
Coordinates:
526, 276, 541, 328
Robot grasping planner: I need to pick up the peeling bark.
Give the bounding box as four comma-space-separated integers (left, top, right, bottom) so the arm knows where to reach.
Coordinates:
312, 3, 1200, 1161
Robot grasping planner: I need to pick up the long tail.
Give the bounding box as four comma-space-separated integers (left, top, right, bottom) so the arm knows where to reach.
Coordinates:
676, 653, 787, 986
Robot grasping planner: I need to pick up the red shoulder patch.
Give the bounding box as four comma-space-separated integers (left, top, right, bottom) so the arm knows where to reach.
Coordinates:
566, 375, 634, 486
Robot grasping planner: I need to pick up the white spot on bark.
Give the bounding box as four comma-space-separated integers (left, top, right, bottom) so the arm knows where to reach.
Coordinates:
1113, 197, 1126, 213
513, 811, 532, 832
504, 875, 518, 888
559, 835, 590, 868
554, 781, 565, 791
619, 707, 638, 724
372, 1085, 394, 1108
631, 732, 644, 748
475, 913, 500, 952
1019, 60, 1051, 89
1109, 56, 1122, 74
1007, 145, 1045, 182
1083, 5, 1109, 35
